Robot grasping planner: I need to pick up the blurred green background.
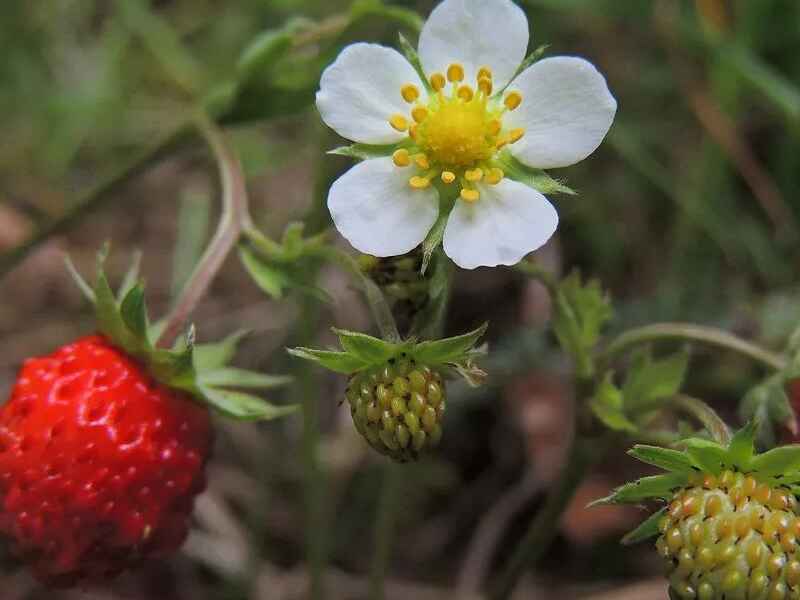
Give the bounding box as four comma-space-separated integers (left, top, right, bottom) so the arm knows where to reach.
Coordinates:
1, 0, 800, 598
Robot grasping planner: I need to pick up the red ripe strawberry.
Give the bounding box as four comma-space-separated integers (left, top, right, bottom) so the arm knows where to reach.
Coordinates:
0, 335, 211, 585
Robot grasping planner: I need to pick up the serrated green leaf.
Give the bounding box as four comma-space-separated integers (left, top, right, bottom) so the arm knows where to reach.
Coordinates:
199, 368, 293, 389
200, 387, 298, 421
621, 508, 666, 545
623, 349, 689, 412
333, 329, 398, 364
120, 284, 149, 341
496, 150, 577, 195
412, 323, 488, 365
749, 445, 800, 477
288, 347, 368, 374
727, 421, 758, 468
592, 473, 688, 505
590, 372, 637, 433
194, 330, 249, 371
628, 445, 694, 473
328, 143, 399, 161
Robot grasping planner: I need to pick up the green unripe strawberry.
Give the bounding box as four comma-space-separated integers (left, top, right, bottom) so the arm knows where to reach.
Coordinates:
597, 423, 800, 600
345, 357, 446, 462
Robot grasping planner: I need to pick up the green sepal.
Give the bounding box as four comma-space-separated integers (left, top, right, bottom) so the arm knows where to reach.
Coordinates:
398, 32, 430, 92
328, 143, 400, 161
621, 507, 667, 546
497, 44, 549, 95
749, 445, 800, 477
683, 438, 727, 475
495, 151, 577, 196
332, 329, 400, 364
412, 323, 488, 365
591, 473, 688, 506
287, 348, 370, 374
69, 250, 296, 422
727, 421, 758, 467
628, 445, 694, 474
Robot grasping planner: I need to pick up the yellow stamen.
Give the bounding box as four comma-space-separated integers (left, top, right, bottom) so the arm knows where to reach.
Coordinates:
430, 73, 446, 91
495, 137, 509, 150
477, 66, 493, 81
465, 168, 483, 182
411, 106, 429, 123
504, 91, 523, 111
461, 188, 480, 203
487, 119, 502, 136
408, 123, 418, 140
457, 85, 474, 102
392, 149, 411, 167
389, 114, 409, 132
414, 154, 430, 169
509, 128, 525, 143
441, 171, 456, 184
409, 176, 432, 189
478, 77, 493, 96
447, 63, 465, 83
401, 83, 420, 103
485, 167, 504, 184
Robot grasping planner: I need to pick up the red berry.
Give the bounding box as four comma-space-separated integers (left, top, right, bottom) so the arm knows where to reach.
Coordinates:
0, 335, 212, 585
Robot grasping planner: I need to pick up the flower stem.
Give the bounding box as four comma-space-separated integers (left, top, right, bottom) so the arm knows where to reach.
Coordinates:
369, 462, 402, 600
156, 112, 249, 349
599, 322, 787, 372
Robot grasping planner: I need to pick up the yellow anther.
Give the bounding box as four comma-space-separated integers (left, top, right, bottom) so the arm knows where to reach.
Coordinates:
441, 171, 456, 184
430, 72, 446, 91
408, 123, 418, 140
409, 176, 431, 189
465, 168, 484, 182
414, 154, 430, 169
478, 76, 493, 96
504, 91, 523, 111
412, 106, 429, 123
485, 167, 504, 185
392, 148, 411, 167
389, 114, 409, 132
457, 85, 475, 102
495, 137, 509, 150
509, 128, 525, 144
460, 188, 480, 203
477, 66, 493, 81
447, 63, 465, 83
401, 83, 420, 103
487, 119, 502, 136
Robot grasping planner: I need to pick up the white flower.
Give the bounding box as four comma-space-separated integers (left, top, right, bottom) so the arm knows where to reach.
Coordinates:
316, 0, 617, 269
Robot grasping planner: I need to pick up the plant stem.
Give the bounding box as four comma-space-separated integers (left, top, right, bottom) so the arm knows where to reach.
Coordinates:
671, 394, 732, 444
0, 124, 193, 281
156, 113, 249, 348
369, 462, 402, 600
600, 322, 787, 372
490, 433, 602, 600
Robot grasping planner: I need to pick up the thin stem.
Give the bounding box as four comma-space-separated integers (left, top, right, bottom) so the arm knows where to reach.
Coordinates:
671, 394, 732, 445
0, 124, 193, 281
600, 322, 787, 372
156, 113, 248, 348
369, 463, 402, 600
490, 433, 602, 600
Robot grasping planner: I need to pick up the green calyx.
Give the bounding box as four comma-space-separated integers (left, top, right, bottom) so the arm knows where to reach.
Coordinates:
289, 323, 488, 386
66, 249, 297, 421
594, 422, 800, 544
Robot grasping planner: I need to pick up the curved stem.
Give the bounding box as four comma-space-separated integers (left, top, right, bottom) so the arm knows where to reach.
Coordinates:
0, 124, 193, 281
671, 394, 732, 445
600, 322, 787, 372
156, 113, 248, 348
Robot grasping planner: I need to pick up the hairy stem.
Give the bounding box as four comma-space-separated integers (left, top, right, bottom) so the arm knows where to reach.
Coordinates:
156, 113, 248, 348
600, 322, 787, 372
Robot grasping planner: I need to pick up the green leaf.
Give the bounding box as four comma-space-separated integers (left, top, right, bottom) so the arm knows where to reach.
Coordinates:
333, 329, 398, 364
239, 245, 292, 300
199, 368, 293, 390
194, 330, 249, 371
590, 373, 638, 433
621, 508, 666, 545
727, 421, 758, 468
623, 349, 689, 412
288, 348, 368, 374
628, 445, 693, 473
591, 473, 687, 505
740, 377, 795, 448
496, 151, 576, 195
237, 27, 296, 84
412, 323, 488, 365
200, 387, 298, 421
749, 445, 800, 477
328, 143, 399, 161
120, 283, 149, 341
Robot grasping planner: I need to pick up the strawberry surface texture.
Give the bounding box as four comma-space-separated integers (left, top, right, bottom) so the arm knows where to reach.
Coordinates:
0, 335, 212, 585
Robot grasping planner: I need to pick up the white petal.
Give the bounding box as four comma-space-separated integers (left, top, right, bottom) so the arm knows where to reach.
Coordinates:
328, 157, 439, 257
505, 56, 617, 169
443, 179, 558, 269
316, 43, 426, 145
418, 0, 529, 90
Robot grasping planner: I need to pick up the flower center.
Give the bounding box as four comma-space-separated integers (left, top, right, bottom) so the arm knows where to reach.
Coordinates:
388, 63, 525, 203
